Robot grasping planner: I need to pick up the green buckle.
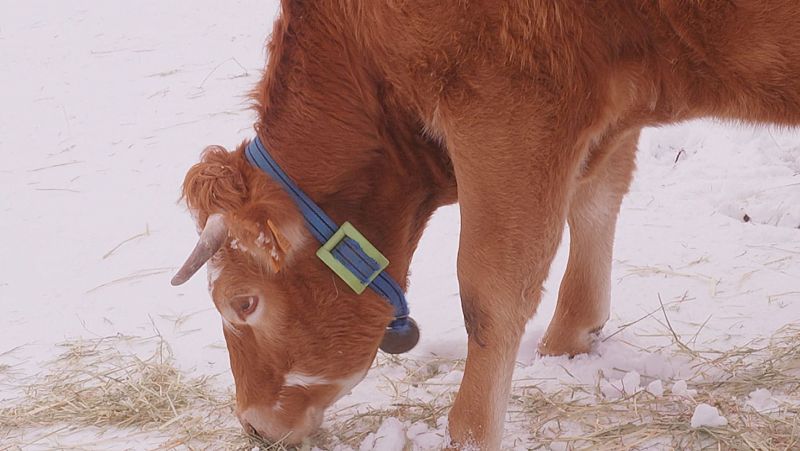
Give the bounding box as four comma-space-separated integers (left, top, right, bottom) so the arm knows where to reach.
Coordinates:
316, 222, 390, 294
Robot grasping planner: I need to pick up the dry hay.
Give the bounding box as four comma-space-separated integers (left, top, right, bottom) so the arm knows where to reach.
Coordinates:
512, 323, 800, 450
1, 321, 799, 450
313, 324, 800, 450
0, 334, 290, 450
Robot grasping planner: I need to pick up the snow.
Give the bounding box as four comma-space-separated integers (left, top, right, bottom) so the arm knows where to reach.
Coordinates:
2, 1, 799, 450
646, 379, 664, 397
670, 380, 697, 398
690, 403, 728, 428
406, 421, 444, 450
621, 371, 642, 396
746, 388, 779, 413
599, 370, 643, 398
359, 418, 408, 451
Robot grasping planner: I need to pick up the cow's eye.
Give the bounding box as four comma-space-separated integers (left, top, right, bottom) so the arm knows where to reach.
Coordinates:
233, 295, 259, 319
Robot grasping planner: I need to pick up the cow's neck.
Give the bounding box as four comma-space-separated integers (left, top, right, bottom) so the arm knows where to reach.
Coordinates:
251, 0, 456, 287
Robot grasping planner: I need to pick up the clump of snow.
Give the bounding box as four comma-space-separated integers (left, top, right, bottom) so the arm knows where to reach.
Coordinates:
230, 238, 248, 251
359, 417, 407, 451
670, 380, 697, 397
646, 379, 664, 397
621, 371, 642, 395
690, 403, 728, 428
600, 378, 623, 399
600, 371, 642, 399
746, 388, 779, 413
255, 231, 270, 247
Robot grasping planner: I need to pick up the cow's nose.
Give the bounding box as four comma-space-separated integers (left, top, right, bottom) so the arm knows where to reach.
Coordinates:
237, 405, 322, 445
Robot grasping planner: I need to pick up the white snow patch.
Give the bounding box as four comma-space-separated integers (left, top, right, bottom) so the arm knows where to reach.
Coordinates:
230, 238, 248, 252
690, 403, 728, 428
599, 371, 641, 399
407, 421, 445, 449
621, 371, 642, 395
359, 417, 407, 451
670, 380, 697, 397
255, 231, 271, 247
746, 388, 779, 413
406, 421, 429, 439
438, 369, 464, 384
646, 379, 664, 397
600, 378, 623, 399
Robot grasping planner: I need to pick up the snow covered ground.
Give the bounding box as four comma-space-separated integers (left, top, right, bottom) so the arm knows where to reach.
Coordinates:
2, 2, 799, 450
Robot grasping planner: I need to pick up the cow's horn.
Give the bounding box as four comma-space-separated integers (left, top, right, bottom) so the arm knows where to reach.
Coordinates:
171, 213, 228, 286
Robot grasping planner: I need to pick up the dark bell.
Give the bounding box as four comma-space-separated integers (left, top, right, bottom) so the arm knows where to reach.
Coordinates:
379, 317, 419, 354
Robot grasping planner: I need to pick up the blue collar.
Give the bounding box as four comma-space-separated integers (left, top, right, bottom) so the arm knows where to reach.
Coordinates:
245, 136, 411, 333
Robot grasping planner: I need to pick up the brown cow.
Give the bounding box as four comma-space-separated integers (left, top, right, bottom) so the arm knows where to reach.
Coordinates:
173, 1, 800, 448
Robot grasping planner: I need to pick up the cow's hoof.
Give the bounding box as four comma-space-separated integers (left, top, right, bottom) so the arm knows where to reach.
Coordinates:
538, 326, 602, 357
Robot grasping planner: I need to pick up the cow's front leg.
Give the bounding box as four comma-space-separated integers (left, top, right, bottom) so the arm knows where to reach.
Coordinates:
447, 259, 536, 450
539, 130, 638, 356
442, 117, 587, 449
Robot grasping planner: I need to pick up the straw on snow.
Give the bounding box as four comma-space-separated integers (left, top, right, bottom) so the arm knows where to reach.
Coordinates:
0, 334, 290, 450
322, 324, 800, 450
2, 321, 799, 450
509, 323, 800, 451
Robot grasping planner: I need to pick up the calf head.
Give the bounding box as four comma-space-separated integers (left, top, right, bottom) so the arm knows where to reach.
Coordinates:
173, 144, 403, 443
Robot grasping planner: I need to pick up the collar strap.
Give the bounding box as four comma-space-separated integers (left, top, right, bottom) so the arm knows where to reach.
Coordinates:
245, 137, 411, 331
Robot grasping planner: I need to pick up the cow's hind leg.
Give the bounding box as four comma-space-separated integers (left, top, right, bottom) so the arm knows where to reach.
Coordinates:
538, 129, 639, 357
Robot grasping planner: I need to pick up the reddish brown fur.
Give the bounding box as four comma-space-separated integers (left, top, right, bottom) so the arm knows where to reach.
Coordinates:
179, 1, 800, 448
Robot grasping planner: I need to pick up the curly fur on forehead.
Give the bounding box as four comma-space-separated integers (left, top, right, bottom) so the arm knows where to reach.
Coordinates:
181, 145, 251, 216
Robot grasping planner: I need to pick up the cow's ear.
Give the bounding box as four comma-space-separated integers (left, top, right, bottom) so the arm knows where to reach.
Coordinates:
265, 219, 293, 272
226, 201, 307, 273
